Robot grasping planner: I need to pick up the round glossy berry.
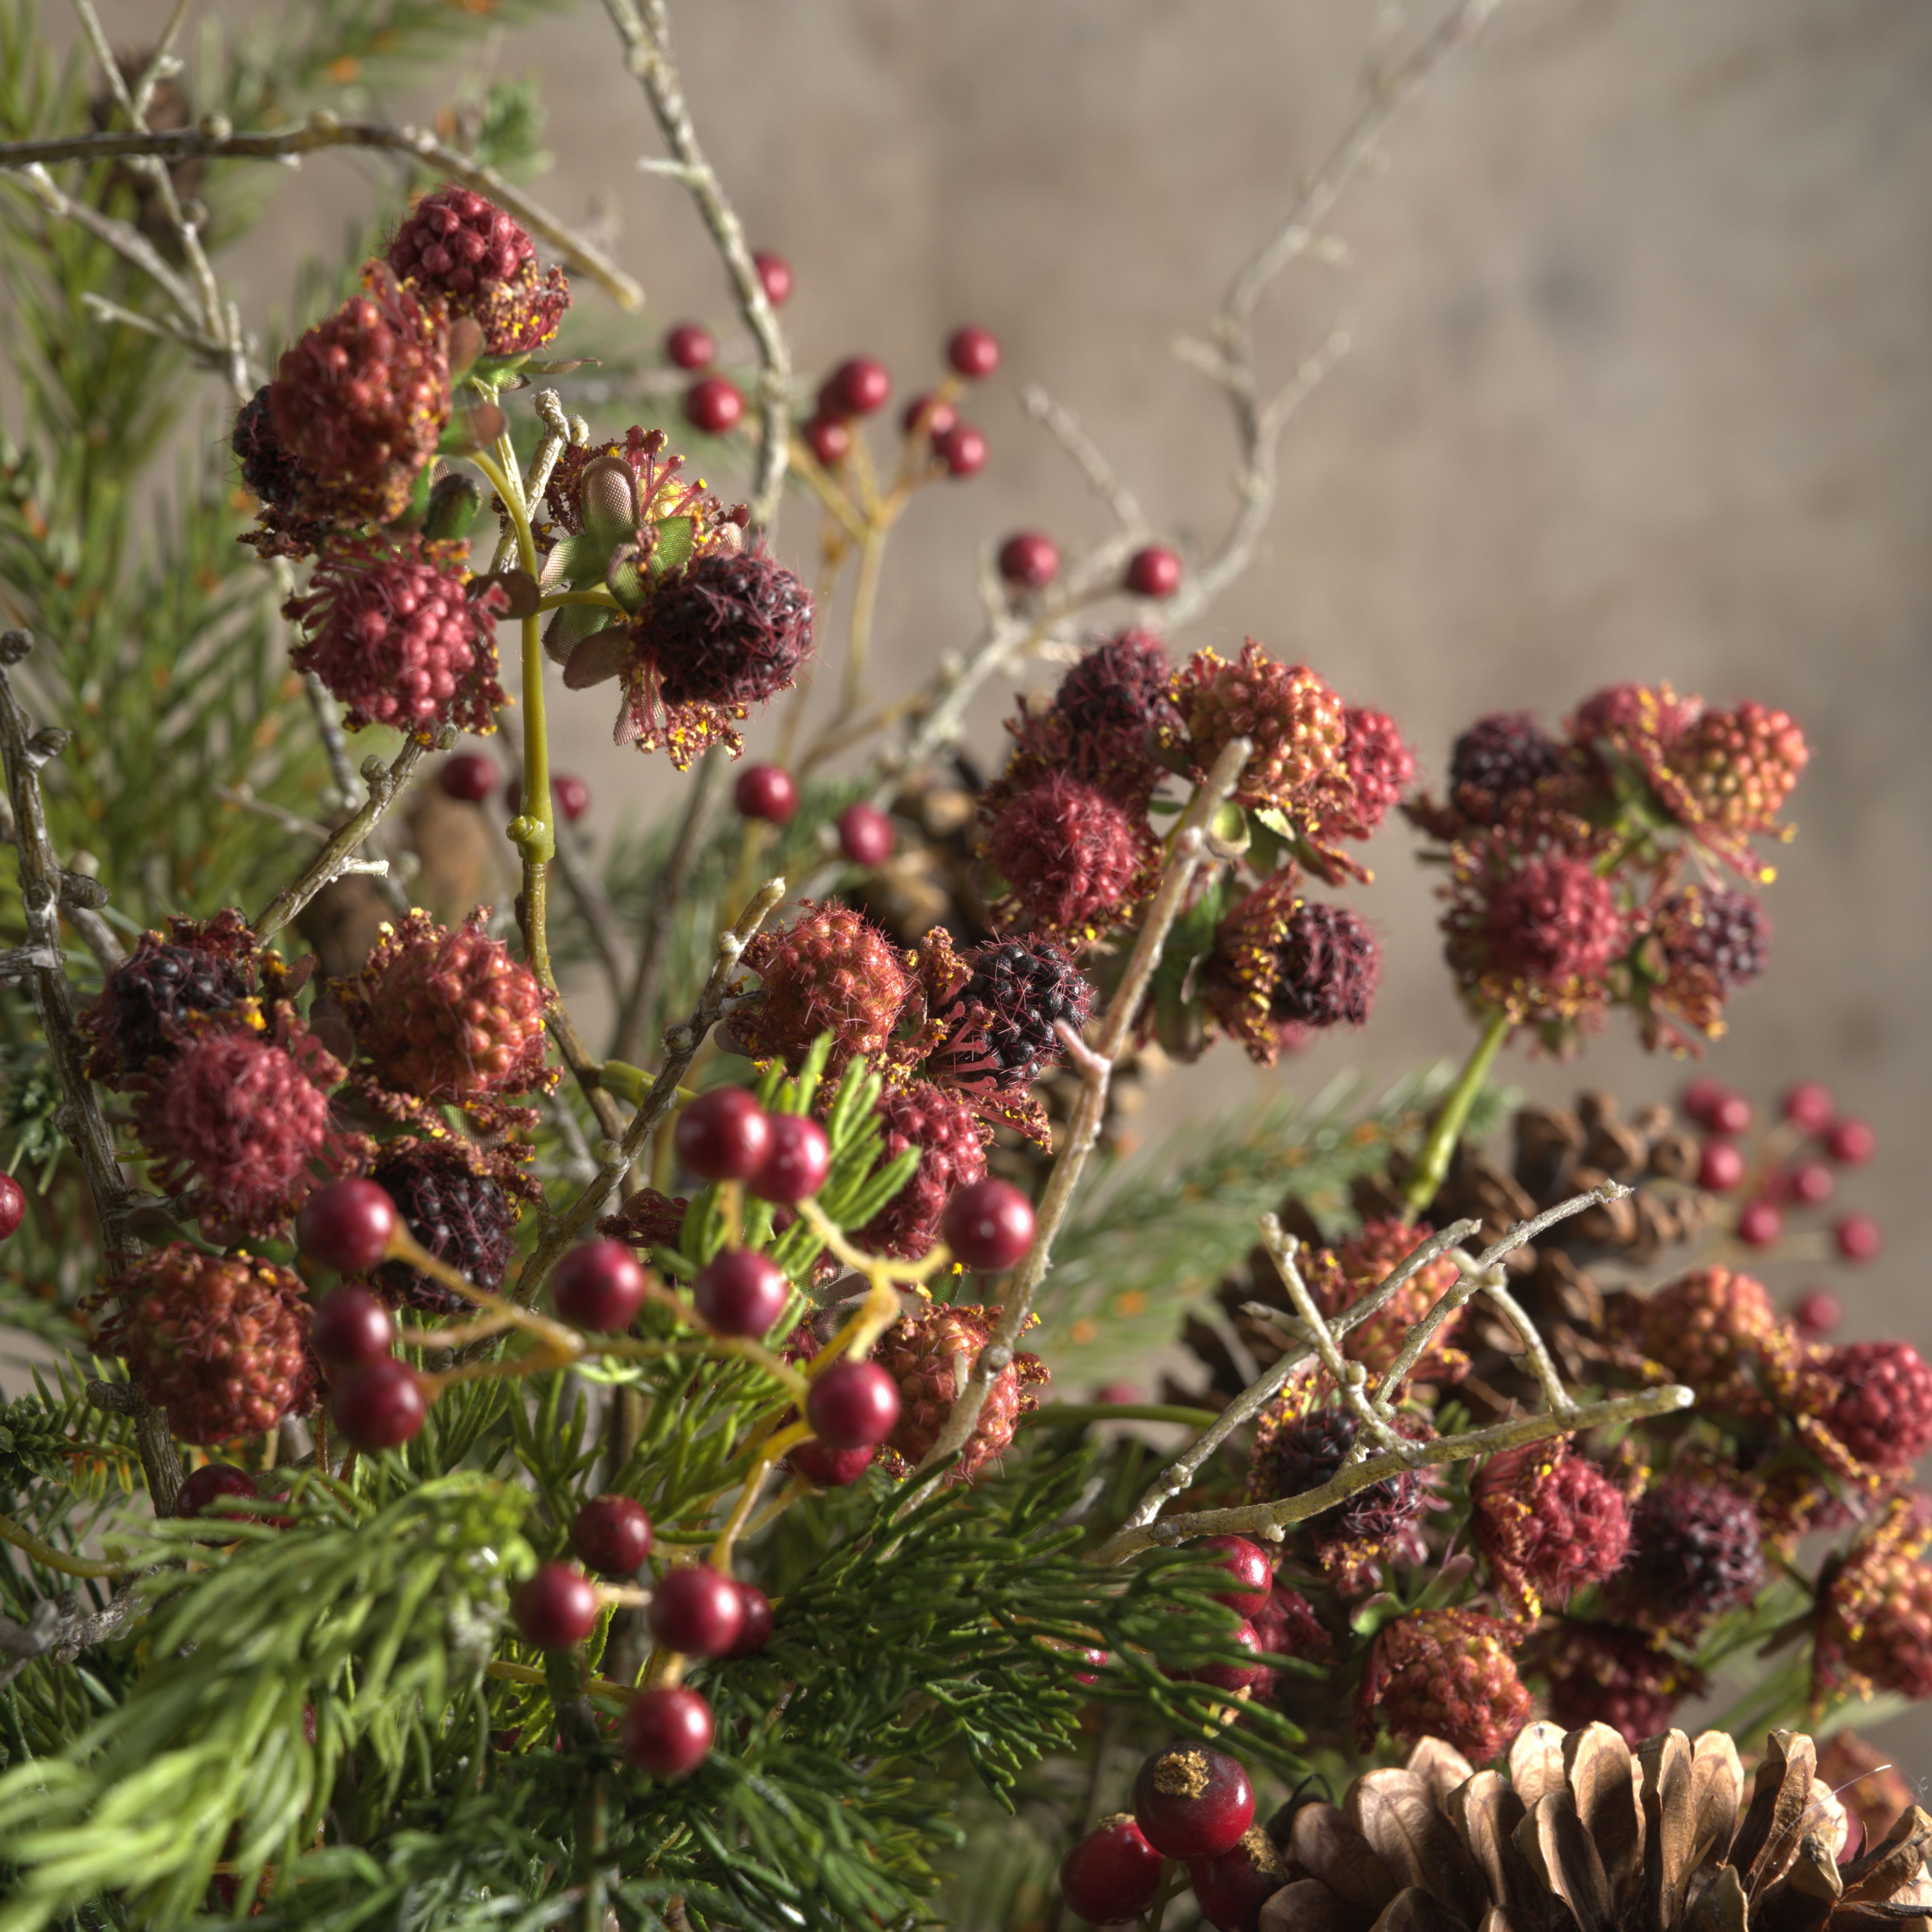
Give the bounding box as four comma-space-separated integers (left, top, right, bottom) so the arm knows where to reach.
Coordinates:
622, 1684, 713, 1778
1697, 1141, 1746, 1194
438, 752, 497, 802
1708, 1092, 1754, 1138
1191, 1535, 1272, 1617
330, 1358, 427, 1450
175, 1462, 259, 1520
1787, 1159, 1835, 1207
789, 1439, 875, 1487
571, 1494, 654, 1576
648, 1564, 745, 1657
552, 1239, 648, 1331
1132, 1743, 1255, 1858
1682, 1078, 1728, 1127
1736, 1199, 1783, 1250
901, 392, 958, 439
1186, 1620, 1265, 1694
1125, 545, 1183, 600
312, 1285, 396, 1369
665, 322, 716, 370
553, 774, 592, 823
675, 1087, 773, 1182
806, 1359, 901, 1449
1782, 1082, 1836, 1134
1794, 1288, 1842, 1339
1059, 1815, 1165, 1926
0, 1173, 23, 1241
298, 1179, 399, 1274
821, 357, 891, 418
942, 1179, 1035, 1271
802, 415, 850, 466
998, 532, 1060, 589
747, 1115, 832, 1205
837, 801, 895, 868
947, 326, 1001, 381
684, 376, 744, 435
512, 1562, 600, 1650
1836, 1213, 1883, 1262
1827, 1117, 1877, 1166
693, 1248, 790, 1337
727, 1582, 773, 1659
734, 762, 799, 825
934, 421, 987, 476
1190, 1828, 1288, 1932
752, 251, 792, 308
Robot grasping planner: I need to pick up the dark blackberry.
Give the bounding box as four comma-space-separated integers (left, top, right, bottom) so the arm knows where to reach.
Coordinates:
373, 1148, 516, 1315
632, 545, 813, 714
231, 385, 307, 514
82, 918, 254, 1086
1262, 1407, 1424, 1546
1659, 886, 1771, 993
929, 936, 1095, 1092
1269, 902, 1379, 1029
1053, 629, 1178, 744
1449, 711, 1568, 822
1617, 1475, 1764, 1634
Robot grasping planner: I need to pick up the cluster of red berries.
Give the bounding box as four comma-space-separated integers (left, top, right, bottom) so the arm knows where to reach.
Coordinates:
998, 530, 1185, 604
667, 249, 791, 434
796, 327, 1000, 478
728, 758, 898, 872
438, 754, 592, 824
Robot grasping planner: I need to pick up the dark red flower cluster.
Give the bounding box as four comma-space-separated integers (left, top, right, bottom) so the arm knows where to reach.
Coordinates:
372, 1139, 525, 1315
386, 183, 571, 357
852, 1080, 989, 1259
1472, 1439, 1632, 1618
80, 908, 258, 1086
983, 769, 1157, 941
1303, 1220, 1466, 1383
927, 936, 1093, 1092
875, 1302, 1048, 1482
1540, 1621, 1707, 1745
1354, 1607, 1533, 1762
732, 903, 914, 1074
1206, 871, 1381, 1064
1817, 1496, 1932, 1701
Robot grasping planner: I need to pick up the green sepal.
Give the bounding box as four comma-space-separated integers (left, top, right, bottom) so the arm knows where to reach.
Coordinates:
438, 399, 508, 457
647, 513, 696, 579
422, 471, 485, 541
1209, 798, 1250, 854
539, 532, 609, 592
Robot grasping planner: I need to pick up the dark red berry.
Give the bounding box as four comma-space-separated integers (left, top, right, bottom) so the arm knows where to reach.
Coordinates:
1708, 1092, 1754, 1138
726, 1582, 772, 1659
1787, 1159, 1835, 1206
0, 1173, 23, 1241
933, 422, 987, 476
312, 1286, 396, 1369
802, 415, 850, 466
571, 1494, 654, 1575
998, 532, 1060, 589
805, 1359, 901, 1449
693, 1248, 789, 1337
1132, 1744, 1255, 1858
298, 1180, 399, 1274
1682, 1077, 1728, 1127
665, 323, 716, 370
1827, 1117, 1877, 1165
330, 1358, 426, 1450
1186, 1620, 1265, 1694
512, 1562, 600, 1649
675, 1088, 773, 1182
734, 762, 799, 824
1191, 1535, 1272, 1617
1697, 1141, 1746, 1194
747, 1115, 832, 1205
1190, 1827, 1288, 1932
837, 802, 895, 868
1836, 1213, 1883, 1262
946, 326, 1001, 381
438, 753, 497, 802
1794, 1288, 1842, 1339
1782, 1082, 1836, 1134
1059, 1815, 1165, 1926
684, 376, 744, 435
553, 774, 591, 823
1736, 1200, 1783, 1250
1124, 545, 1182, 600
942, 1179, 1035, 1271
648, 1564, 745, 1657
175, 1462, 259, 1520
901, 392, 958, 439
552, 1239, 648, 1331
752, 251, 792, 308
821, 357, 890, 418
622, 1684, 712, 1777
789, 1440, 875, 1487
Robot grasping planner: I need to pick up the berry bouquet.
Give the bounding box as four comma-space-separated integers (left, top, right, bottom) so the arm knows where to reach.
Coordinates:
0, 6, 1927, 1931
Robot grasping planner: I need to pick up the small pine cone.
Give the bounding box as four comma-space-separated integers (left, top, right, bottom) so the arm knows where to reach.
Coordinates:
1616, 1474, 1765, 1636
1816, 1732, 1917, 1852
267, 263, 449, 527
1354, 1607, 1533, 1764
1803, 1341, 1932, 1473
620, 546, 814, 767
284, 537, 509, 736
854, 1080, 989, 1260
372, 1144, 518, 1316
1444, 839, 1625, 1028
80, 908, 256, 1086
1449, 712, 1571, 824
1313, 705, 1417, 842
1166, 641, 1348, 814
1674, 700, 1808, 839
1630, 1266, 1792, 1396
1541, 1621, 1706, 1746
1305, 1220, 1466, 1384
928, 935, 1094, 1091
96, 1245, 314, 1445
876, 1302, 1049, 1482
1248, 1397, 1428, 1579
345, 910, 553, 1107
983, 770, 1157, 940
386, 183, 571, 356
733, 903, 914, 1074
1472, 1440, 1632, 1617
1819, 1497, 1932, 1701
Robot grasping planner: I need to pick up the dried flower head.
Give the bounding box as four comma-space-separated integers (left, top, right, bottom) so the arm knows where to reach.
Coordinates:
1248, 1393, 1429, 1583
1643, 883, 1772, 1046
1056, 628, 1180, 744
1450, 711, 1572, 825
927, 935, 1093, 1092
1473, 1439, 1632, 1618
732, 903, 914, 1074
372, 1141, 521, 1316
231, 385, 308, 517
1313, 705, 1417, 842
1306, 1219, 1467, 1385
876, 1302, 1048, 1482
1617, 1473, 1765, 1636
1804, 1341, 1932, 1475
1818, 1497, 1932, 1701
1540, 1620, 1707, 1745
1355, 1607, 1533, 1763
852, 1079, 989, 1260
386, 183, 570, 356
982, 770, 1157, 940
80, 908, 257, 1087
1629, 1266, 1793, 1410
1205, 872, 1380, 1066
1166, 641, 1347, 815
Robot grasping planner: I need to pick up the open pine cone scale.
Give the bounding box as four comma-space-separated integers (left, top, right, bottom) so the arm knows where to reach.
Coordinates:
1262, 1725, 1932, 1932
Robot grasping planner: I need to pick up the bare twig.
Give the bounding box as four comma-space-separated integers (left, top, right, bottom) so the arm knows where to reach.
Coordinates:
0, 1583, 144, 1691
1019, 385, 1151, 536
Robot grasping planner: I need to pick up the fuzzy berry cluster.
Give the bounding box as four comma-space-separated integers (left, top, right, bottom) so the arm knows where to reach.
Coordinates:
1354, 1608, 1533, 1762
386, 184, 570, 356
875, 1303, 1047, 1482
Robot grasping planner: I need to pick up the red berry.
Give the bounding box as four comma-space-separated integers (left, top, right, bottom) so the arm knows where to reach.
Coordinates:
1826, 1117, 1877, 1166
674, 1087, 773, 1182
312, 1286, 396, 1369
946, 326, 1001, 381
1787, 1160, 1835, 1207
933, 422, 987, 476
438, 753, 497, 802
1708, 1093, 1754, 1138
512, 1562, 600, 1650
1697, 1141, 1746, 1194
806, 1359, 901, 1449
1794, 1288, 1842, 1339
298, 1179, 399, 1274
622, 1684, 713, 1777
1782, 1082, 1836, 1134
734, 762, 799, 825
837, 802, 895, 868
552, 1239, 648, 1331
726, 1582, 773, 1659
1096, 1381, 1141, 1407
648, 1564, 745, 1657
0, 1173, 22, 1241
802, 415, 850, 466
997, 532, 1060, 590
1190, 1827, 1288, 1932
571, 1494, 654, 1575
821, 357, 891, 418
942, 1180, 1036, 1271
1191, 1535, 1272, 1617
1736, 1200, 1783, 1249
789, 1440, 876, 1487
747, 1115, 832, 1204
665, 322, 716, 370
901, 392, 957, 439
330, 1358, 426, 1450
752, 251, 792, 308
1059, 1815, 1166, 1926
1132, 1744, 1255, 1858
684, 376, 744, 435
175, 1462, 259, 1520
1124, 545, 1182, 600
553, 774, 591, 823
1186, 1619, 1265, 1694
1836, 1213, 1883, 1263
693, 1248, 790, 1337
1682, 1077, 1728, 1127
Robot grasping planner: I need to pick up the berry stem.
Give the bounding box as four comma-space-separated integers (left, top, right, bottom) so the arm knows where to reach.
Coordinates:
1400, 1005, 1510, 1221
709, 1419, 812, 1566
0, 1509, 127, 1579
536, 588, 625, 615
843, 525, 890, 714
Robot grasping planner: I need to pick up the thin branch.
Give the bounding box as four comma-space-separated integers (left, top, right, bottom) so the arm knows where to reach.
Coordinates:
0, 1583, 143, 1691
1019, 385, 1151, 535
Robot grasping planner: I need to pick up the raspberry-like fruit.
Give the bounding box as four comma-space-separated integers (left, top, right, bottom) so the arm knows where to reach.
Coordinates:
386, 183, 569, 355
733, 903, 913, 1074
876, 1302, 1047, 1482
852, 1080, 988, 1260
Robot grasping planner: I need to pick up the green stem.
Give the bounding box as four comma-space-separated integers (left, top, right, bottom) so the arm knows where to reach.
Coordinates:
842, 523, 889, 714
1400, 1007, 1510, 1221
536, 588, 623, 614
1022, 1404, 1223, 1430
598, 1060, 700, 1108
